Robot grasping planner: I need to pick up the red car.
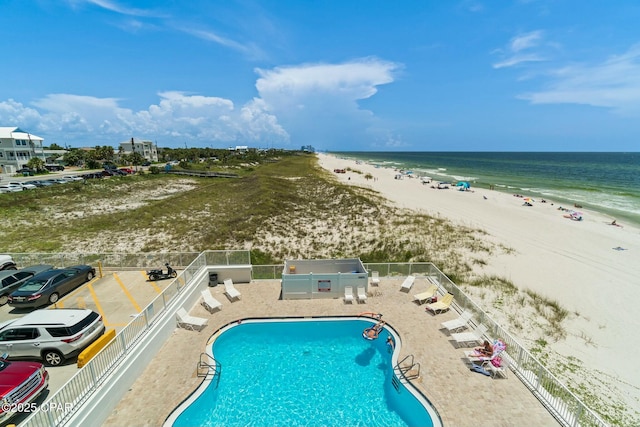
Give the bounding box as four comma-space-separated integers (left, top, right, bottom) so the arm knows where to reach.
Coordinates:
0, 356, 49, 423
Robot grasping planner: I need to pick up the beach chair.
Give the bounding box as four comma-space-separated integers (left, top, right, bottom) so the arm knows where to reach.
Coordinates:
176, 307, 208, 331
413, 284, 438, 305
464, 339, 507, 367
224, 279, 241, 301
399, 275, 415, 292
201, 289, 222, 313
486, 357, 510, 379
451, 324, 488, 348
440, 310, 473, 333
425, 292, 454, 314
344, 286, 354, 304
370, 271, 380, 286
357, 286, 368, 303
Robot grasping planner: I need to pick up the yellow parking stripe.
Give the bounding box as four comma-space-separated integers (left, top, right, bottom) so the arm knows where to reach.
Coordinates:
87, 283, 108, 322
141, 271, 161, 293
114, 273, 142, 313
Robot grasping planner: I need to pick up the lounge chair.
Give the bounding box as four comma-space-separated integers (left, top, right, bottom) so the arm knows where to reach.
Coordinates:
224, 279, 241, 301
176, 307, 208, 331
201, 289, 222, 313
344, 286, 354, 304
370, 271, 380, 286
357, 286, 367, 303
440, 310, 473, 333
486, 356, 510, 379
464, 339, 507, 366
413, 284, 438, 305
399, 275, 415, 292
425, 292, 454, 314
450, 324, 488, 348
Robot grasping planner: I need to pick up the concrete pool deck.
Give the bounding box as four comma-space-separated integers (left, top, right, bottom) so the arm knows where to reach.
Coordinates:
103, 277, 560, 427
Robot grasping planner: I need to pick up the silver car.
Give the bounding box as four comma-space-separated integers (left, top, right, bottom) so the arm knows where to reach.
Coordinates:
0, 308, 105, 366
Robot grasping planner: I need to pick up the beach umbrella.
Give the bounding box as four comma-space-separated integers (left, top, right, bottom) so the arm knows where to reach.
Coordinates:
523, 197, 534, 203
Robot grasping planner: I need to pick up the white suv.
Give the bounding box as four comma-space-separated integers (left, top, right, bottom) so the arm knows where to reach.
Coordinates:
0, 309, 105, 366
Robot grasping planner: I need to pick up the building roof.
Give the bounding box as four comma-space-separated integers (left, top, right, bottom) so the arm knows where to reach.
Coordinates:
0, 127, 44, 141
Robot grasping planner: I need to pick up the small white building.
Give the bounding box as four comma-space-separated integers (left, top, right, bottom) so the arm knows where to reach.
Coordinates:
281, 258, 368, 300
0, 127, 47, 174
118, 138, 158, 162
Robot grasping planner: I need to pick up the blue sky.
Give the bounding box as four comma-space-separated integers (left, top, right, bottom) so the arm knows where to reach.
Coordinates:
1, 1, 640, 151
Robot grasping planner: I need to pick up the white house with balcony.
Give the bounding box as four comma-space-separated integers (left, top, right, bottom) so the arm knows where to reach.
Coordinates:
118, 138, 158, 162
0, 127, 47, 174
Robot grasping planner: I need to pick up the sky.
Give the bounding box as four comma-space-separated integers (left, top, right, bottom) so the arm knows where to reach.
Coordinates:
1, 1, 640, 151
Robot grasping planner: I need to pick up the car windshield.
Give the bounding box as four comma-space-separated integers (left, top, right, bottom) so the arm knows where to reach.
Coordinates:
18, 279, 48, 292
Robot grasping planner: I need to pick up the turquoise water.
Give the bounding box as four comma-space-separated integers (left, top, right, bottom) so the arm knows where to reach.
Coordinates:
170, 320, 435, 427
333, 152, 640, 226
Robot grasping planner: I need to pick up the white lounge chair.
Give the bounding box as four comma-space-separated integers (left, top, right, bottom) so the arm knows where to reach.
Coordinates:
464, 339, 507, 367
451, 324, 487, 348
440, 310, 473, 333
344, 286, 354, 304
400, 275, 415, 292
201, 289, 222, 313
413, 284, 438, 305
357, 286, 367, 303
486, 356, 510, 379
370, 271, 380, 286
176, 307, 208, 331
224, 279, 241, 301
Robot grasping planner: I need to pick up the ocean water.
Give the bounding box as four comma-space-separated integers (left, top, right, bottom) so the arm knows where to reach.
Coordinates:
332, 152, 640, 227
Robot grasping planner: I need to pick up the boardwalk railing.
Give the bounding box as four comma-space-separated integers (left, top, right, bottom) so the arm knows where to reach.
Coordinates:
17, 256, 607, 427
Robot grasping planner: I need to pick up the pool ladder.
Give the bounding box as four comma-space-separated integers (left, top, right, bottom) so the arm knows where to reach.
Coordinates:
197, 353, 222, 388
392, 354, 421, 391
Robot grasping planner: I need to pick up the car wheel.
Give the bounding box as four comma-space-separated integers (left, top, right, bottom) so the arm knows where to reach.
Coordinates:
170, 271, 177, 278
87, 270, 94, 281
149, 274, 157, 281
0, 294, 8, 305
49, 293, 60, 304
43, 350, 64, 366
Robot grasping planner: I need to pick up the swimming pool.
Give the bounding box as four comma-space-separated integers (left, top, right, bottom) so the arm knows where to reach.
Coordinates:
166, 318, 441, 427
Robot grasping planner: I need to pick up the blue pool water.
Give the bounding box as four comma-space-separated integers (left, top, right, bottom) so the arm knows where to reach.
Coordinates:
169, 319, 437, 427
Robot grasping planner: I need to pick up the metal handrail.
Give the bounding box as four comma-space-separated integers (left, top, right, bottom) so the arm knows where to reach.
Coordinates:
197, 353, 222, 388
395, 354, 420, 380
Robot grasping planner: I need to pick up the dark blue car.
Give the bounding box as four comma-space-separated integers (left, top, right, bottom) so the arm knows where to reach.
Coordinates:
8, 265, 96, 309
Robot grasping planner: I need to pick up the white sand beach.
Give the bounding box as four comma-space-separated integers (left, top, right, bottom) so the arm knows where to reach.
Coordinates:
317, 152, 640, 413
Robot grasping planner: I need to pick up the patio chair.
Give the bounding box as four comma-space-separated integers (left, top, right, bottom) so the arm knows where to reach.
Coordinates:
440, 310, 473, 333
176, 307, 208, 331
344, 286, 354, 304
201, 289, 222, 313
412, 284, 438, 305
464, 339, 507, 367
425, 292, 454, 314
399, 275, 415, 292
486, 356, 510, 379
450, 324, 488, 348
370, 271, 380, 286
224, 279, 241, 301
357, 286, 368, 303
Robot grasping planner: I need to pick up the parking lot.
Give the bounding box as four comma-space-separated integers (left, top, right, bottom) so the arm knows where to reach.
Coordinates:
0, 268, 176, 393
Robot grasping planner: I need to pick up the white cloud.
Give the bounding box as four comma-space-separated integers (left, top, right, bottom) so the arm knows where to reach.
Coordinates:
519, 44, 640, 115
493, 30, 547, 68
0, 92, 288, 146
253, 58, 400, 149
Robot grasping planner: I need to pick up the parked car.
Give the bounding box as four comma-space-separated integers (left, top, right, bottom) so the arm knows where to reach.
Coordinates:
0, 356, 49, 424
118, 167, 134, 174
44, 164, 64, 172
15, 167, 35, 176
0, 184, 23, 193
30, 180, 54, 187
8, 181, 37, 190
0, 308, 105, 366
0, 255, 17, 271
61, 175, 83, 182
8, 265, 96, 308
0, 265, 54, 305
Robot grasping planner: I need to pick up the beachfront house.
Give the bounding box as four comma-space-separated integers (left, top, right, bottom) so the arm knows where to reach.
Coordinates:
118, 138, 159, 162
0, 126, 47, 174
